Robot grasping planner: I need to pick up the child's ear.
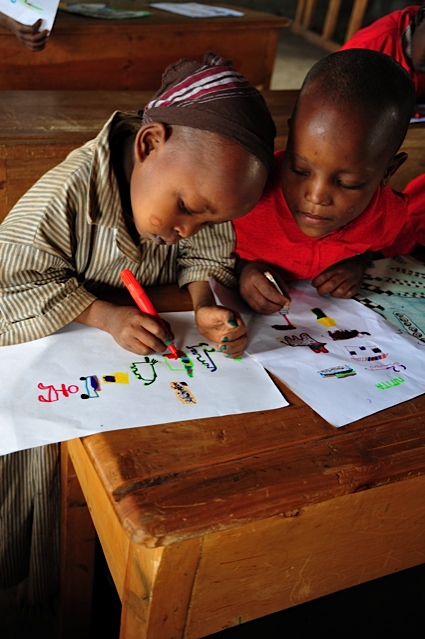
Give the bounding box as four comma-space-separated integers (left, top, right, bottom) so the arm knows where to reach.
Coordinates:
380, 152, 408, 186
134, 122, 168, 161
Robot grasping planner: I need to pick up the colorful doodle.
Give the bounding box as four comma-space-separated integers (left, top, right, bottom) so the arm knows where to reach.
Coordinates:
311, 307, 336, 327
80, 375, 102, 399
345, 344, 387, 362
365, 362, 407, 373
282, 332, 329, 354
102, 373, 130, 384
38, 382, 79, 403
130, 358, 159, 386
170, 381, 197, 404
164, 350, 194, 377
318, 365, 357, 379
375, 377, 405, 390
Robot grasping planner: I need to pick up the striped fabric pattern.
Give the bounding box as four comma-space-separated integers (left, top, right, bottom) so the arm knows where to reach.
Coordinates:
0, 111, 237, 347
144, 65, 257, 113
0, 110, 237, 604
0, 444, 59, 606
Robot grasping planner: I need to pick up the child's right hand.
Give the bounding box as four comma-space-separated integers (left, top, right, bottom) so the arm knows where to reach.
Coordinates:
77, 301, 174, 356
239, 261, 290, 314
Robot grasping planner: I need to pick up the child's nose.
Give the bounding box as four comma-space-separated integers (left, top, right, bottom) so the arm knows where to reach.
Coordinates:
306, 180, 332, 206
175, 219, 204, 239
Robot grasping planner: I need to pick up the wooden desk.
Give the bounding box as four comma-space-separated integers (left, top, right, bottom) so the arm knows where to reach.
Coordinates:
59, 286, 425, 639
0, 5, 289, 90
1, 89, 424, 226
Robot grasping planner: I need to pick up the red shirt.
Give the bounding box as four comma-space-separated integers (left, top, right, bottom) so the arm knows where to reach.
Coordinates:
233, 151, 415, 281
386, 172, 425, 255
339, 6, 425, 102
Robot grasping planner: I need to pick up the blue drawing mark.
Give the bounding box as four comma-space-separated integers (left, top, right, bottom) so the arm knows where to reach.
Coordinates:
80, 375, 101, 399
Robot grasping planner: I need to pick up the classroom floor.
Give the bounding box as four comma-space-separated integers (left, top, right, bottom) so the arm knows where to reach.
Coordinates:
1, 27, 425, 639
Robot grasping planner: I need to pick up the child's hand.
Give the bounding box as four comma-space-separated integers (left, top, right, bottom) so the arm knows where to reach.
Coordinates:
5, 17, 49, 52
312, 254, 369, 298
195, 305, 247, 359
77, 301, 174, 356
239, 260, 290, 314
105, 306, 175, 355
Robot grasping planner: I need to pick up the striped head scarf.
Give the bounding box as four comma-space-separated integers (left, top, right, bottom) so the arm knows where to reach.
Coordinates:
140, 52, 276, 172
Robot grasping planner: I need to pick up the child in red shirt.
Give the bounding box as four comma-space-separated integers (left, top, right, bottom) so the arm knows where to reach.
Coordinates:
233, 48, 420, 314
339, 4, 425, 102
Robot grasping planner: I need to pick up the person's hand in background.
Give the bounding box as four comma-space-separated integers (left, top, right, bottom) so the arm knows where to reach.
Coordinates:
0, 13, 49, 52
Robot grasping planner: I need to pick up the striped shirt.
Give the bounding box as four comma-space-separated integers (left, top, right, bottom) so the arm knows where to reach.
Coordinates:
0, 111, 237, 346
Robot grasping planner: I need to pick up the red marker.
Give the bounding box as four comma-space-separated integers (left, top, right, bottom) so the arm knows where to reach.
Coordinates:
120, 269, 179, 358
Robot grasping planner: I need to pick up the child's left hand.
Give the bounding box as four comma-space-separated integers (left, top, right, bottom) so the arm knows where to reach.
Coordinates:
312, 254, 369, 298
195, 305, 247, 358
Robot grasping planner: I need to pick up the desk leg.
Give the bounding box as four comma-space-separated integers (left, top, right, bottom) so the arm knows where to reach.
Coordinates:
57, 441, 96, 639
120, 537, 201, 639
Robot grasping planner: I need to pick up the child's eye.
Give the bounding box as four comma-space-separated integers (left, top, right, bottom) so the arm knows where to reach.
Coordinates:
338, 181, 363, 191
289, 164, 309, 177
179, 201, 192, 215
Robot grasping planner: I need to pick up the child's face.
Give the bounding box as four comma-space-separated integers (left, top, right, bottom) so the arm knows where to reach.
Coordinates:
282, 100, 395, 238
130, 127, 267, 246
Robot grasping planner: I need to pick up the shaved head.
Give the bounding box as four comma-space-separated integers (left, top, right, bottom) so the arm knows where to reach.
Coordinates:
293, 49, 416, 157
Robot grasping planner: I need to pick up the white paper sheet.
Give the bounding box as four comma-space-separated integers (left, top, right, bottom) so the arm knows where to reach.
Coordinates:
0, 311, 287, 456
0, 0, 60, 31
212, 280, 425, 427
150, 3, 243, 18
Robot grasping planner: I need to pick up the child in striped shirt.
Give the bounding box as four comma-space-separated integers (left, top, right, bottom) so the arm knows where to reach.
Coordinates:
0, 52, 275, 614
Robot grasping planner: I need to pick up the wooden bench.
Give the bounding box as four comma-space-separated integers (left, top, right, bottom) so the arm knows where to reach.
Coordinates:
0, 5, 289, 90
0, 89, 424, 225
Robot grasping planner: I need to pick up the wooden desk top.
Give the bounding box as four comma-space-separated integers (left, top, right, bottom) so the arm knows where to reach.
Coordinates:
0, 4, 290, 35
0, 5, 289, 90
79, 286, 425, 549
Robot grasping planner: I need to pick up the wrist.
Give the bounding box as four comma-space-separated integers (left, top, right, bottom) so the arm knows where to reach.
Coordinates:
187, 280, 215, 312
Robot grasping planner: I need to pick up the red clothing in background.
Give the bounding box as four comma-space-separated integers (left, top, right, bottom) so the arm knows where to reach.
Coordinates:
339, 6, 425, 102
233, 151, 416, 282
404, 172, 425, 247
386, 172, 425, 255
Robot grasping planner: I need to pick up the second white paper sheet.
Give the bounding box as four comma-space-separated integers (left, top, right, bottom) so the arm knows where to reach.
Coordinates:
246, 281, 425, 427
211, 279, 425, 427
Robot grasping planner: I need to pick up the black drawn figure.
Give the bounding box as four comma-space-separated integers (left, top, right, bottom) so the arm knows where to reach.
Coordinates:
186, 343, 218, 372
170, 381, 197, 404
328, 329, 371, 340
271, 311, 296, 331
282, 332, 329, 353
